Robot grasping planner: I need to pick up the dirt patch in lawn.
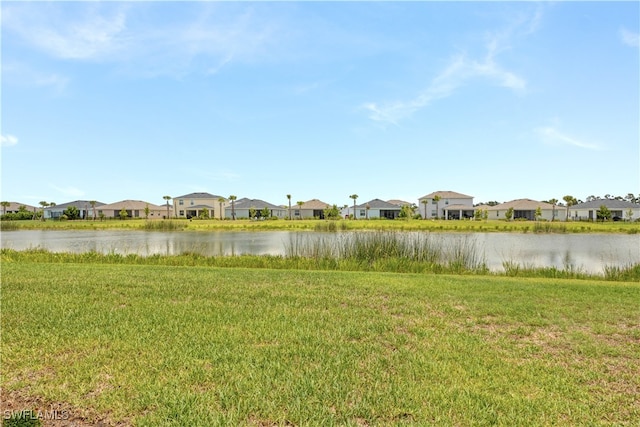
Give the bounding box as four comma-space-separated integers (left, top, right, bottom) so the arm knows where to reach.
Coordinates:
0, 388, 131, 427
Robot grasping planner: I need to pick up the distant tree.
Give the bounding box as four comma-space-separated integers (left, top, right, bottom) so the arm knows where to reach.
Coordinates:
474, 209, 482, 221
421, 199, 428, 220
535, 206, 542, 221
39, 201, 49, 221
563, 195, 577, 221
548, 198, 558, 221
260, 207, 270, 219
163, 196, 172, 219
482, 209, 489, 221
1, 201, 10, 215
323, 204, 341, 220
286, 194, 292, 220
398, 204, 414, 219
119, 208, 128, 220
218, 197, 226, 220
229, 195, 237, 220
297, 201, 304, 219
64, 206, 80, 220
144, 204, 150, 219
365, 203, 370, 219
90, 200, 97, 220
249, 207, 257, 219
505, 207, 514, 221
433, 195, 441, 219
199, 207, 210, 219
596, 205, 611, 222
586, 195, 597, 202
625, 208, 634, 222
98, 212, 105, 221
349, 194, 358, 220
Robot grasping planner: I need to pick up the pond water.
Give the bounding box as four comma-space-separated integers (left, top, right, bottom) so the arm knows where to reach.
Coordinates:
1, 230, 638, 274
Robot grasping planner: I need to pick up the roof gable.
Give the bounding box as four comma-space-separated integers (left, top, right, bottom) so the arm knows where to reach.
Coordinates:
174, 192, 224, 200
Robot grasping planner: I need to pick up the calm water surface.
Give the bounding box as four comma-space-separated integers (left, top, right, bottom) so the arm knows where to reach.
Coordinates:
2, 230, 638, 274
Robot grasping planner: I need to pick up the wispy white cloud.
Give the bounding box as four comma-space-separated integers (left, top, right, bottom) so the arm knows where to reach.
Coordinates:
536, 126, 603, 151
619, 27, 640, 48
50, 185, 85, 197
2, 2, 281, 78
1, 134, 19, 147
362, 7, 540, 125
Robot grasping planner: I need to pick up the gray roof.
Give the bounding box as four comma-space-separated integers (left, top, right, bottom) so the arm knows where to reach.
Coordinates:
232, 198, 283, 210
419, 191, 473, 200
44, 200, 105, 210
355, 199, 402, 209
572, 199, 640, 209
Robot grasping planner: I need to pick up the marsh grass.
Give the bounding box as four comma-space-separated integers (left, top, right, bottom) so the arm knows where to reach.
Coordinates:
284, 231, 488, 274
2, 258, 639, 426
142, 220, 186, 231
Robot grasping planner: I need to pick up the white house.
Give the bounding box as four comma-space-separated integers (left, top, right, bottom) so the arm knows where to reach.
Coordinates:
487, 199, 562, 221
352, 199, 402, 219
174, 192, 227, 219
418, 191, 474, 219
43, 200, 105, 220
225, 198, 287, 219
569, 199, 640, 221
291, 199, 332, 219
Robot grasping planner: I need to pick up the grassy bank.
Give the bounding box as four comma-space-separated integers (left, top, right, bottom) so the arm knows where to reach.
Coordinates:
2, 254, 639, 425
2, 218, 639, 234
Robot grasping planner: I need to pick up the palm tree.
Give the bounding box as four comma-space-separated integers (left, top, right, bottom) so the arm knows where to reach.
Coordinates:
39, 201, 49, 221
163, 196, 172, 219
349, 194, 358, 220
286, 194, 292, 220
217, 197, 226, 220
1, 201, 9, 215
421, 199, 428, 220
365, 203, 370, 219
229, 195, 237, 220
548, 198, 558, 221
433, 195, 441, 219
563, 195, 576, 221
90, 200, 97, 221
296, 201, 304, 219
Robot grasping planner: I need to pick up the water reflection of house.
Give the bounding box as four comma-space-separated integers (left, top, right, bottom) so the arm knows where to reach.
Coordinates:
173, 192, 226, 219
570, 199, 640, 221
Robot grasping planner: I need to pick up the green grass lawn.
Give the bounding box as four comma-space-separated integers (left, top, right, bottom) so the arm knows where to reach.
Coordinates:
2, 256, 639, 426
2, 217, 639, 234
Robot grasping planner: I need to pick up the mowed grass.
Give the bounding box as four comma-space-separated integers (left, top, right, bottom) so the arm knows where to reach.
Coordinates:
2, 258, 639, 426
3, 217, 639, 234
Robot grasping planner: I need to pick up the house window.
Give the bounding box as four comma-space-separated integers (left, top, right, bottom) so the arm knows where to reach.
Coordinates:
179, 210, 184, 216
432, 200, 437, 204
190, 200, 194, 206
294, 210, 300, 216
360, 210, 365, 216
179, 200, 184, 206
445, 200, 449, 205
431, 210, 437, 217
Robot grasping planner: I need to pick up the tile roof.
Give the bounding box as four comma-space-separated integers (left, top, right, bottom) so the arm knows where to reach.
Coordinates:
174, 192, 224, 200
488, 199, 557, 210
355, 199, 402, 209
572, 199, 640, 209
419, 191, 473, 200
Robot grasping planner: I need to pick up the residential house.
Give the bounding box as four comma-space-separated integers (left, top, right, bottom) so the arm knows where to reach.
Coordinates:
352, 199, 402, 219
174, 192, 227, 219
487, 199, 562, 221
291, 199, 332, 219
96, 200, 165, 219
569, 199, 640, 221
1, 202, 37, 215
418, 191, 474, 219
225, 198, 287, 219
44, 200, 105, 220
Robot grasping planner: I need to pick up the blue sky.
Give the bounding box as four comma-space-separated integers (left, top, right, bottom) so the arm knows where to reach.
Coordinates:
2, 1, 638, 208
